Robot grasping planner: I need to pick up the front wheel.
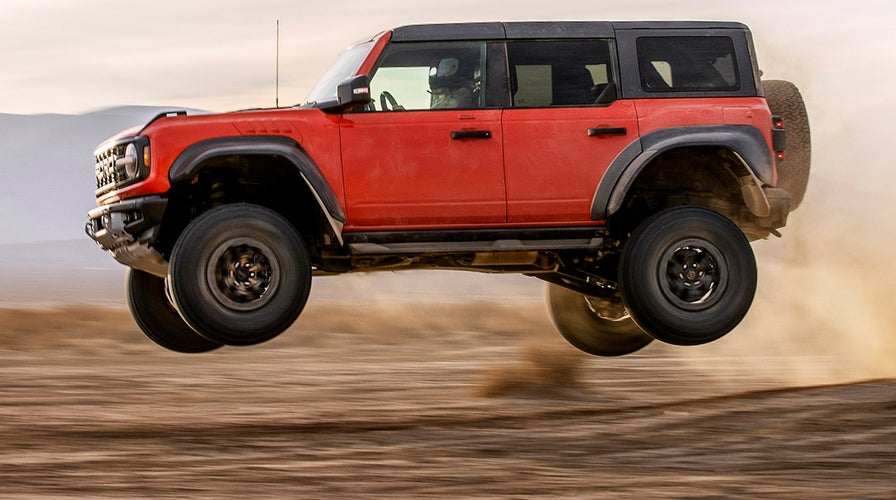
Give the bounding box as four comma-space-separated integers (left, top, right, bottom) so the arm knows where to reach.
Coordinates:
168, 204, 312, 346
545, 283, 654, 356
619, 206, 757, 346
127, 269, 222, 353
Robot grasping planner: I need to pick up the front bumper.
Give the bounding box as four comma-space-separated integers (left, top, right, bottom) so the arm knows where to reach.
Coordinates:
85, 195, 169, 277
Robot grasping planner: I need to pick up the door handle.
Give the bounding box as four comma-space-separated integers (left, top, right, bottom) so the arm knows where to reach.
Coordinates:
451, 130, 492, 140
587, 127, 627, 136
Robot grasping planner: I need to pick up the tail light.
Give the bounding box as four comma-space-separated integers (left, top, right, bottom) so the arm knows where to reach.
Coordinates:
771, 115, 786, 161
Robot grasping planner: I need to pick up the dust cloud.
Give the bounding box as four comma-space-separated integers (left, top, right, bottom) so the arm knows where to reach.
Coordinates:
678, 202, 896, 385
677, 60, 896, 384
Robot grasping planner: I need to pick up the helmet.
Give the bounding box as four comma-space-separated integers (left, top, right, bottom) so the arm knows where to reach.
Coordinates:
429, 57, 467, 91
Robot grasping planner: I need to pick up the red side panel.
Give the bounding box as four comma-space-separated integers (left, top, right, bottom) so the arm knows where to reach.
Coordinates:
502, 101, 638, 223
108, 109, 344, 206
340, 110, 505, 228
634, 97, 774, 147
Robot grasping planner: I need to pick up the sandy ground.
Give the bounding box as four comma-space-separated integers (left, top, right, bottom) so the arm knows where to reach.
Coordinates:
0, 302, 893, 498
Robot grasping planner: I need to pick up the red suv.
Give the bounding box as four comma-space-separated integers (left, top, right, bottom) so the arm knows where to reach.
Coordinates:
86, 21, 810, 355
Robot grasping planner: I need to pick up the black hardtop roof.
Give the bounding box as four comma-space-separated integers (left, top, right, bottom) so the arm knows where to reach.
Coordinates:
390, 21, 749, 42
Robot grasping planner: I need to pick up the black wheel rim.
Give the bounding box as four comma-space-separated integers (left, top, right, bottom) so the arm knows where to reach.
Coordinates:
657, 238, 727, 311
206, 238, 280, 312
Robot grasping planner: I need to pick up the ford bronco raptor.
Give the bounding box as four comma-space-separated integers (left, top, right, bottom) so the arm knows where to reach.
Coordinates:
86, 21, 810, 355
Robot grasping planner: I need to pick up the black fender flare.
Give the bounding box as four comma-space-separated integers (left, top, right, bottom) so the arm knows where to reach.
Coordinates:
168, 136, 346, 243
590, 125, 775, 220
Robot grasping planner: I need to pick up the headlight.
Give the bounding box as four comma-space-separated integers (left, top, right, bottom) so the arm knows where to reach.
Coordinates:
122, 143, 139, 178
98, 135, 150, 194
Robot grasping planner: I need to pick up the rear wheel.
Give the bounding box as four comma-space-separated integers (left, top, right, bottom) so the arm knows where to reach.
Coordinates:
127, 269, 222, 353
762, 79, 811, 210
619, 206, 756, 346
546, 283, 654, 356
168, 204, 312, 346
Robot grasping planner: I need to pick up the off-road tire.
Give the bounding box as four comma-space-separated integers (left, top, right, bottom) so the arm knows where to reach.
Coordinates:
619, 206, 757, 346
168, 204, 312, 346
762, 79, 811, 210
546, 283, 654, 356
127, 269, 222, 353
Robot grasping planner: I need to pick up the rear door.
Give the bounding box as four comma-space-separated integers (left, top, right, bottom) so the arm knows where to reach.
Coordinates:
502, 39, 637, 224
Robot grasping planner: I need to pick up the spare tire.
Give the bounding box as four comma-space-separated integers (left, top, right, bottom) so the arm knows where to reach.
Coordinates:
762, 79, 811, 210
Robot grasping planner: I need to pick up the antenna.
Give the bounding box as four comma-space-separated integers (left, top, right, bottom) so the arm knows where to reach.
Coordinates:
275, 19, 280, 108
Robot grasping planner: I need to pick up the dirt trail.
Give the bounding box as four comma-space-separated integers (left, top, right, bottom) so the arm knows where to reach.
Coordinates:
0, 304, 893, 498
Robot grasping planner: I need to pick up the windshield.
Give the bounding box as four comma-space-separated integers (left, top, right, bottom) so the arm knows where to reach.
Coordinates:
304, 41, 375, 106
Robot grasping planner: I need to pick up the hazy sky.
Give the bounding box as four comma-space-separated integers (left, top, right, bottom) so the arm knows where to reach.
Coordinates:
1, 0, 892, 115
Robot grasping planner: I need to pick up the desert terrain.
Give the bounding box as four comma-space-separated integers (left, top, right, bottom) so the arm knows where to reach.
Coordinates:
2, 90, 896, 498
1, 3, 894, 497
1, 170, 895, 499
1, 254, 894, 498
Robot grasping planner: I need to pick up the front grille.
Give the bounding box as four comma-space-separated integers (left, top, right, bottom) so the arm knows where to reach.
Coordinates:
95, 143, 127, 195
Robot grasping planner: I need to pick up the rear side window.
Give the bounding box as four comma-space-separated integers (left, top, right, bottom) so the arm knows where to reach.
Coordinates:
507, 40, 615, 107
637, 36, 740, 92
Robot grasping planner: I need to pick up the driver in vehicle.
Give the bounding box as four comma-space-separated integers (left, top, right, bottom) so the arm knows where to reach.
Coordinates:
429, 56, 478, 108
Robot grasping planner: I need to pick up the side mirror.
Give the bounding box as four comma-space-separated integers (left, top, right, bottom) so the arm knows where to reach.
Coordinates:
336, 75, 372, 109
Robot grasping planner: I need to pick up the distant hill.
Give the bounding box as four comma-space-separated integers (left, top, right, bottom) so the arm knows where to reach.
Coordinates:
0, 106, 203, 245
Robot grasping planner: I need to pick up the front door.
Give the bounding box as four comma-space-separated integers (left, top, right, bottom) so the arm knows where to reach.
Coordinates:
340, 40, 505, 229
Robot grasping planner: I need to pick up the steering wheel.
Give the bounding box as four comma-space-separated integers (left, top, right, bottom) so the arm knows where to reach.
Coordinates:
379, 91, 404, 111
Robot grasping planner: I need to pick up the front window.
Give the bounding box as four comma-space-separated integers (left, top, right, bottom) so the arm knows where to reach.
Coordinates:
304, 41, 375, 106
367, 41, 487, 111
